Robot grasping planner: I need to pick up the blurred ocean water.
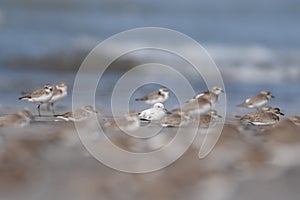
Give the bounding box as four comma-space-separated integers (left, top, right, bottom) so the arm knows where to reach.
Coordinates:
0, 0, 299, 113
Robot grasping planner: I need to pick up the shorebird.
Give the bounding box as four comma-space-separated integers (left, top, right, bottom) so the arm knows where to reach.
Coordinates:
0, 110, 32, 128
181, 97, 212, 116
194, 110, 222, 128
19, 84, 54, 116
47, 82, 68, 113
138, 103, 167, 121
135, 87, 169, 105
240, 106, 284, 126
187, 86, 224, 105
54, 105, 97, 122
160, 111, 192, 127
105, 112, 140, 131
237, 90, 274, 109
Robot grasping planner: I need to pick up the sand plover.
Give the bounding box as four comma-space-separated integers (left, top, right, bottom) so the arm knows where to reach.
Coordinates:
19, 84, 54, 116
135, 87, 169, 105
194, 110, 222, 128
187, 86, 224, 105
54, 105, 97, 122
237, 90, 274, 109
240, 106, 284, 126
0, 110, 32, 128
47, 82, 68, 113
105, 112, 140, 131
160, 111, 192, 127
181, 98, 212, 116
138, 103, 167, 121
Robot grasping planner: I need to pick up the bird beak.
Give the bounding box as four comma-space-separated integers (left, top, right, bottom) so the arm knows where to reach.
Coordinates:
165, 109, 171, 114
271, 95, 275, 98
217, 114, 222, 118
221, 90, 224, 93
279, 112, 285, 116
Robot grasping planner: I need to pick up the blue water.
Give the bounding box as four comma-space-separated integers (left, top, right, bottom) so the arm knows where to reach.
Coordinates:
1, 0, 300, 59
0, 0, 299, 114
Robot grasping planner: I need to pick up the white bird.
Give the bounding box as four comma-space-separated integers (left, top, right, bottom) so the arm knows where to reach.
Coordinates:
138, 103, 167, 121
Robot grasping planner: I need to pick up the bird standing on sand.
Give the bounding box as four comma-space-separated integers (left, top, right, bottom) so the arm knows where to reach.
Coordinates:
47, 82, 68, 113
237, 91, 274, 109
135, 87, 169, 105
19, 84, 54, 116
187, 86, 224, 105
181, 98, 212, 116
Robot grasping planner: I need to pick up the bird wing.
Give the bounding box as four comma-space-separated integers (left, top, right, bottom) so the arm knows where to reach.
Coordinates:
245, 94, 267, 105
136, 91, 159, 101
30, 88, 47, 98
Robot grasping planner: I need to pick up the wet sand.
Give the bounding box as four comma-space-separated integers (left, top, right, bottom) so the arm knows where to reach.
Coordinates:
1, 108, 300, 200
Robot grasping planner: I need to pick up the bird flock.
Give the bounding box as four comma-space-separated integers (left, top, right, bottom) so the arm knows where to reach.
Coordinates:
0, 83, 297, 130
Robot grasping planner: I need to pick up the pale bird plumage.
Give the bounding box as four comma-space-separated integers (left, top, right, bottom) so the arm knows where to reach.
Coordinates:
54, 105, 97, 122
237, 90, 274, 109
181, 97, 212, 116
19, 84, 54, 116
135, 87, 169, 105
138, 103, 167, 121
240, 106, 284, 126
47, 82, 68, 113
187, 86, 224, 105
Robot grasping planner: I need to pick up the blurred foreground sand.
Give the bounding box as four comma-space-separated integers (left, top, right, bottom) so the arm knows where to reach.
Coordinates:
1, 108, 300, 200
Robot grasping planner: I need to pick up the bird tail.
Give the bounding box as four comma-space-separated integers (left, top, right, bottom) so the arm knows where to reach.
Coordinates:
19, 95, 31, 100
54, 115, 68, 121
237, 103, 247, 107
135, 98, 146, 101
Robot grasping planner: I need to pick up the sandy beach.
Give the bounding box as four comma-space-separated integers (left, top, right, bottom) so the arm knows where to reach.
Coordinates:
1, 107, 300, 200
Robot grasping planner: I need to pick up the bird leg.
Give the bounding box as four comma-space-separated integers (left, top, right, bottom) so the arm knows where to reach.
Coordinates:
37, 104, 41, 116
51, 103, 55, 114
